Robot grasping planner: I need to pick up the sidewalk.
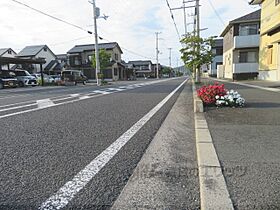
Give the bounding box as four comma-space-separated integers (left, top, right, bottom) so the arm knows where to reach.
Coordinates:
112, 82, 200, 209
203, 79, 280, 209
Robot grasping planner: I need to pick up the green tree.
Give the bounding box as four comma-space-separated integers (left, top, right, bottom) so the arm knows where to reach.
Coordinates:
91, 49, 111, 80
180, 34, 214, 83
162, 66, 171, 76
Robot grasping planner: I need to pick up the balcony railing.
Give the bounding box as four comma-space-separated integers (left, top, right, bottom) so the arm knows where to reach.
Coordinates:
233, 34, 260, 49
233, 63, 259, 73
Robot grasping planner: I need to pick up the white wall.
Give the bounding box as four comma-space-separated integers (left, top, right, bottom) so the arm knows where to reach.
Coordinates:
33, 47, 56, 73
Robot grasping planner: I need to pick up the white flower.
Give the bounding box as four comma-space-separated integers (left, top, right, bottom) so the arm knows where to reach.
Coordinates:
221, 96, 225, 100
215, 95, 220, 99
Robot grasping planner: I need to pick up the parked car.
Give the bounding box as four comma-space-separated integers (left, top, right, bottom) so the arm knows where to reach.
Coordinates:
61, 70, 87, 85
50, 75, 61, 84
0, 70, 18, 89
14, 70, 38, 87
32, 73, 55, 84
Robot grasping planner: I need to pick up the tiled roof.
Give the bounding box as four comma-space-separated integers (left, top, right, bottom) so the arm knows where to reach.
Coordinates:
221, 9, 261, 37
0, 48, 9, 56
17, 45, 46, 57
68, 42, 122, 54
231, 9, 261, 24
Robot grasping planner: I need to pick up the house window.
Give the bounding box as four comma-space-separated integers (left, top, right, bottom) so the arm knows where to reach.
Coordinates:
43, 47, 48, 52
239, 51, 258, 63
267, 46, 273, 65
276, 0, 280, 5
114, 68, 118, 76
74, 57, 80, 66
239, 24, 259, 36
8, 50, 12, 54
215, 48, 223, 56
115, 53, 118, 61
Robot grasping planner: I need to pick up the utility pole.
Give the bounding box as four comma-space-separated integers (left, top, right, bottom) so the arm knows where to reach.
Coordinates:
168, 48, 172, 68
195, 0, 200, 83
155, 32, 161, 79
168, 48, 172, 77
183, 1, 187, 36
91, 0, 100, 86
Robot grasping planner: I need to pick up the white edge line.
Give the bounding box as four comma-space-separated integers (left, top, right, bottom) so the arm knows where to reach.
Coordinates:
39, 78, 188, 210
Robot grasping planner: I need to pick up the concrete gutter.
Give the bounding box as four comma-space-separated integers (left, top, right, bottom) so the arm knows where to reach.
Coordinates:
192, 81, 234, 210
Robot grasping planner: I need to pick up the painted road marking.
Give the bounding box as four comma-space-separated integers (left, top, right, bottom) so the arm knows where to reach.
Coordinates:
79, 95, 90, 100
37, 99, 55, 109
39, 78, 188, 210
93, 90, 111, 95
0, 103, 36, 112
70, 94, 80, 97
0, 78, 183, 119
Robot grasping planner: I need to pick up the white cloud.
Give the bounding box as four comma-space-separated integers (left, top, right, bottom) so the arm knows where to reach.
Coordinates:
0, 0, 260, 67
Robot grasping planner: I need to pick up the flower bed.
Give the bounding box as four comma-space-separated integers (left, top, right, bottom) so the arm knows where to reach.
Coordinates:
197, 83, 245, 107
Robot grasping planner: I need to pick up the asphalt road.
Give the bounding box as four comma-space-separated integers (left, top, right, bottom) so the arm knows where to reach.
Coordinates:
0, 78, 187, 209
204, 80, 280, 210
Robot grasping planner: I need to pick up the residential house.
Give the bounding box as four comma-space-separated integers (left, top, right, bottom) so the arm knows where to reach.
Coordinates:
209, 39, 223, 77
67, 42, 124, 80
0, 48, 17, 70
17, 45, 57, 74
221, 9, 261, 80
123, 61, 136, 80
44, 54, 67, 75
250, 0, 280, 81
128, 60, 159, 78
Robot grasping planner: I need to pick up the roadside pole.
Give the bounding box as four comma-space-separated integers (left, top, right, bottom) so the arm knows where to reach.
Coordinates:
155, 32, 161, 79
195, 0, 200, 83
91, 0, 100, 86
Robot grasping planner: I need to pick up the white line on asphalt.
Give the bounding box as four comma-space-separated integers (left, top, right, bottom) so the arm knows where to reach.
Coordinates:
37, 99, 55, 109
39, 78, 188, 210
92, 90, 111, 94
0, 103, 37, 112
0, 100, 36, 109
79, 95, 90, 100
70, 94, 80, 97
0, 78, 182, 119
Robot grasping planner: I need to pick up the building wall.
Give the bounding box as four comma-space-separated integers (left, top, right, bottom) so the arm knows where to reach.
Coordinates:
223, 26, 234, 52
1, 49, 17, 70
258, 0, 280, 81
34, 48, 56, 73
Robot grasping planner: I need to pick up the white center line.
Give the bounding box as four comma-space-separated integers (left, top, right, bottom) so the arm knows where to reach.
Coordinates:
39, 78, 188, 210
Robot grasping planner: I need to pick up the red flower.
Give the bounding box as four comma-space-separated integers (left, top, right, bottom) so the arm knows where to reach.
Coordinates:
197, 83, 227, 105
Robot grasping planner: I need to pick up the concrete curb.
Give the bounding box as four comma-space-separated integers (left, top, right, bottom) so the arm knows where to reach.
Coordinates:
192, 81, 234, 210
192, 82, 204, 113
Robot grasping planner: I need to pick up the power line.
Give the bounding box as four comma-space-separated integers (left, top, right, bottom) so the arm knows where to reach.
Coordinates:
10, 0, 102, 37
207, 0, 226, 26
165, 0, 182, 41
10, 0, 155, 61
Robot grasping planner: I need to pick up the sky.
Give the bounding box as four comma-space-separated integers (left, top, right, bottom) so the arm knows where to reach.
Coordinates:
0, 0, 260, 67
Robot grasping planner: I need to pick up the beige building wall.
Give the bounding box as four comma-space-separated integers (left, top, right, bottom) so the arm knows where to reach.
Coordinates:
258, 0, 280, 81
